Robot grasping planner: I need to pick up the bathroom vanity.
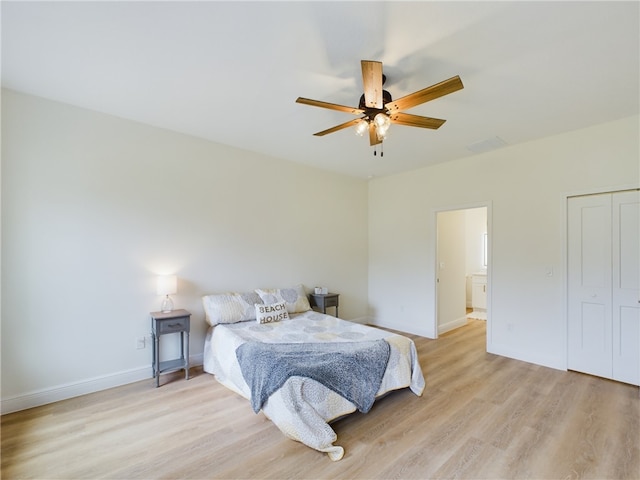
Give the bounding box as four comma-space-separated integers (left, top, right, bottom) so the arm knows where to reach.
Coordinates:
471, 272, 487, 312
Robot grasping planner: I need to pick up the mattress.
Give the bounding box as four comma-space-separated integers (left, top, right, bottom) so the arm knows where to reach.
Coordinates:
203, 310, 425, 460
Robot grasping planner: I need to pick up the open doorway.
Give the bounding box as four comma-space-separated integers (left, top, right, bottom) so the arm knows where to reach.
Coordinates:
435, 205, 489, 340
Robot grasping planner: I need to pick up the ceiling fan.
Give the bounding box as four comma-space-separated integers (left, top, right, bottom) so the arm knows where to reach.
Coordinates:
296, 60, 464, 151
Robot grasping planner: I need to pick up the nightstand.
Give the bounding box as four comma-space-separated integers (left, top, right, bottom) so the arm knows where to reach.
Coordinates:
309, 293, 339, 318
150, 309, 191, 387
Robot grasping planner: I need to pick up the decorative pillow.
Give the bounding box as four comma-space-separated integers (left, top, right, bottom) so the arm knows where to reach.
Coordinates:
255, 284, 311, 314
202, 291, 263, 326
255, 302, 289, 324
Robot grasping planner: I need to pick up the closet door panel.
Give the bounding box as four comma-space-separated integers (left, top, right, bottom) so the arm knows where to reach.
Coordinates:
612, 190, 640, 385
614, 306, 640, 384
568, 194, 612, 378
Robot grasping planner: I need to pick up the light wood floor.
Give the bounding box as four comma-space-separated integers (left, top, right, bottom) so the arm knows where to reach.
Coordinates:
2, 320, 639, 479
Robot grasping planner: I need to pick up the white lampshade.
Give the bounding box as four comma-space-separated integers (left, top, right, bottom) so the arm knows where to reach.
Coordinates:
156, 275, 177, 296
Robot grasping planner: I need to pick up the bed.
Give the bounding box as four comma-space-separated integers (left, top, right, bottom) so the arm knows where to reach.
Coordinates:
202, 286, 425, 461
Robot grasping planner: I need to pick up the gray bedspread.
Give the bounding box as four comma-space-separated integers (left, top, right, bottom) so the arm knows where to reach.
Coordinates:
236, 339, 391, 414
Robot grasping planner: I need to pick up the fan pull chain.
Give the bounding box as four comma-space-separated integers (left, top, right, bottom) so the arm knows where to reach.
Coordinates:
372, 144, 385, 157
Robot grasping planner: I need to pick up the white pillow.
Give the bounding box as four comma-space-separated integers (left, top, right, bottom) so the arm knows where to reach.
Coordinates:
255, 284, 311, 314
255, 302, 289, 324
202, 291, 263, 326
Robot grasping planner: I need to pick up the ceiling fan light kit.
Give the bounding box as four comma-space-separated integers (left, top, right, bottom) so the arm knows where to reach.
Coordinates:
296, 60, 464, 155
373, 112, 391, 139
354, 119, 369, 137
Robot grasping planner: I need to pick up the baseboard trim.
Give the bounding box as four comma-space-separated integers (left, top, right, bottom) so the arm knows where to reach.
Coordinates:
367, 317, 434, 339
487, 344, 564, 372
438, 316, 468, 335
1, 353, 204, 415
346, 315, 369, 324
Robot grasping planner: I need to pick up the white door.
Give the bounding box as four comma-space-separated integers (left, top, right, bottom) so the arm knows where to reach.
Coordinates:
568, 194, 613, 379
612, 190, 640, 384
436, 210, 467, 334
568, 190, 640, 385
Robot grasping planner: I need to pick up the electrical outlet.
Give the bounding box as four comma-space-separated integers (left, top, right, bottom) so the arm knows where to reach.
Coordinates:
136, 337, 146, 349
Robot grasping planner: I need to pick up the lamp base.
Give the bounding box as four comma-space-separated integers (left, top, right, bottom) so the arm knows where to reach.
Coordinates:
161, 295, 174, 313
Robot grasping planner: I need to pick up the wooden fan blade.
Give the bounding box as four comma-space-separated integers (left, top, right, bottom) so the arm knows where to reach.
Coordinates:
389, 112, 447, 129
296, 97, 363, 115
313, 118, 363, 136
369, 122, 382, 146
361, 60, 384, 109
385, 75, 463, 113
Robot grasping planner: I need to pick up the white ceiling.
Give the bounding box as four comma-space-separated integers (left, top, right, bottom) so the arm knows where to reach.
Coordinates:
2, 1, 639, 179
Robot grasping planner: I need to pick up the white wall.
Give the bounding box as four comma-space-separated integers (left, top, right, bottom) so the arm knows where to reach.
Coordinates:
1, 89, 369, 412
368, 114, 639, 369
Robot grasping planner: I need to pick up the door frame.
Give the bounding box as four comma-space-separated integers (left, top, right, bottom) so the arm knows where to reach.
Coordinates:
431, 201, 492, 351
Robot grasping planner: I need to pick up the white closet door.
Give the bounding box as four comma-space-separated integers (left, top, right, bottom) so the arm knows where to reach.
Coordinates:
568, 194, 613, 378
612, 190, 640, 385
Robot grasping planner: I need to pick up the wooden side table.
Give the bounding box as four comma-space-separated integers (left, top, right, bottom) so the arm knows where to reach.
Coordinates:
309, 293, 339, 318
150, 309, 191, 387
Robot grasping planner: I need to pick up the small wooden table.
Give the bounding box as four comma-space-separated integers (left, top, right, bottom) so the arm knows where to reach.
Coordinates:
150, 309, 191, 387
309, 293, 339, 318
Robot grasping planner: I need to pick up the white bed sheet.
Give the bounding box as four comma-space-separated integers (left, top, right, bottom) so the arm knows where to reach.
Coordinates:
203, 310, 425, 460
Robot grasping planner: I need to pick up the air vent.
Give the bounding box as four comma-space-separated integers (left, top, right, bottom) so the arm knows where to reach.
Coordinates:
466, 136, 507, 154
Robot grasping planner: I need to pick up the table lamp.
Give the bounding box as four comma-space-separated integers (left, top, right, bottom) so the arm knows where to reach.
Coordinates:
157, 275, 177, 313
